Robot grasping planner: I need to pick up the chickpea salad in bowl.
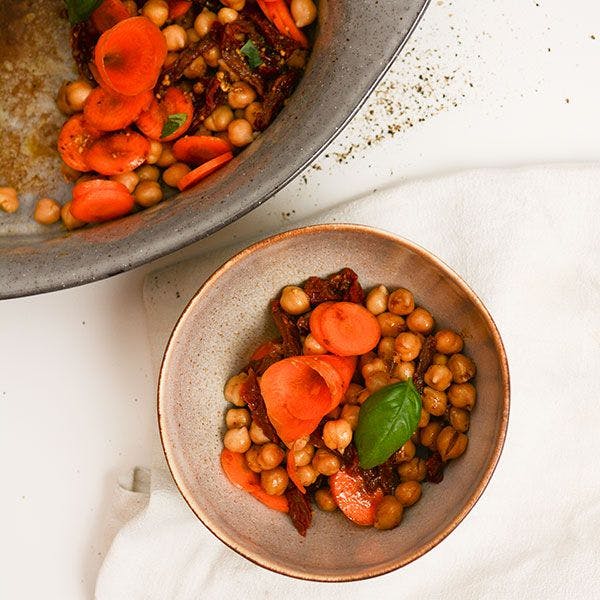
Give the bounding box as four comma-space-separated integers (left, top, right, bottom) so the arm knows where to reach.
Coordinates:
220, 268, 478, 536
1, 0, 316, 226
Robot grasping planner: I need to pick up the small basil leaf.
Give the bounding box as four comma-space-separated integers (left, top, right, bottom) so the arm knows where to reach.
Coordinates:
355, 379, 422, 469
240, 39, 262, 69
161, 113, 188, 138
64, 0, 104, 25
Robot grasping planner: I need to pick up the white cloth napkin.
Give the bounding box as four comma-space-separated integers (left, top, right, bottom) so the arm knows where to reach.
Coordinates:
96, 164, 600, 600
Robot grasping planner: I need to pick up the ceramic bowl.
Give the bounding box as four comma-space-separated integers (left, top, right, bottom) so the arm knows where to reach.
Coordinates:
158, 223, 509, 581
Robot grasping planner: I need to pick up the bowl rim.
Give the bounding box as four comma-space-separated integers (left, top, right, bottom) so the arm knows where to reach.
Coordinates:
158, 223, 511, 582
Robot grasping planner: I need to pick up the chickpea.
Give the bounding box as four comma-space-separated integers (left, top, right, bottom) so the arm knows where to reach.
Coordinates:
228, 81, 257, 110
296, 464, 318, 487
424, 365, 453, 392
186, 27, 201, 43
397, 458, 426, 482
292, 436, 310, 452
218, 7, 239, 24
0, 187, 19, 213
244, 101, 263, 129
156, 146, 176, 168
162, 163, 191, 188
33, 198, 61, 225
223, 426, 251, 453
406, 307, 434, 334
344, 383, 364, 405
221, 0, 245, 10
194, 9, 217, 37
293, 443, 315, 467
249, 421, 270, 445
377, 337, 395, 363
134, 181, 163, 207
418, 408, 430, 428
395, 481, 422, 507
279, 285, 310, 315
365, 371, 390, 393
437, 426, 468, 461
312, 449, 341, 476
448, 353, 477, 383
245, 446, 262, 473
357, 389, 371, 405
227, 118, 253, 147
61, 201, 85, 230
361, 358, 387, 379
303, 334, 327, 356
340, 404, 360, 431
420, 421, 443, 449
393, 439, 416, 463
435, 329, 464, 354
183, 56, 207, 79
377, 312, 405, 337
203, 45, 221, 68
448, 383, 477, 410
146, 141, 163, 165
290, 0, 317, 27
315, 488, 337, 512
225, 408, 251, 429
433, 353, 448, 366
56, 79, 93, 114
223, 372, 248, 406
163, 24, 187, 51
391, 361, 415, 382
122, 0, 138, 16
260, 467, 288, 495
374, 495, 403, 530
142, 0, 169, 27
394, 332, 422, 362
388, 288, 414, 316
322, 419, 352, 453
366, 285, 389, 315
137, 165, 160, 181
449, 407, 470, 433
204, 105, 234, 132
111, 171, 140, 193
422, 387, 447, 416
257, 442, 285, 470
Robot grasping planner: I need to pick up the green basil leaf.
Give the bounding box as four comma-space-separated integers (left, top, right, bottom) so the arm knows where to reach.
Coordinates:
161, 113, 188, 138
240, 40, 263, 69
355, 379, 422, 469
64, 0, 104, 25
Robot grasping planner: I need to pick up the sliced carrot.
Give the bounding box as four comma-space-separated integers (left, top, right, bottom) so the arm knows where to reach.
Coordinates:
71, 179, 134, 222
177, 152, 233, 191
286, 451, 306, 494
172, 136, 232, 166
168, 0, 192, 19
94, 17, 167, 96
136, 87, 194, 142
83, 131, 150, 175
310, 302, 381, 357
299, 355, 357, 410
83, 87, 153, 132
256, 0, 309, 48
307, 302, 332, 348
91, 0, 131, 33
57, 115, 102, 172
329, 468, 384, 526
250, 339, 281, 361
220, 449, 289, 513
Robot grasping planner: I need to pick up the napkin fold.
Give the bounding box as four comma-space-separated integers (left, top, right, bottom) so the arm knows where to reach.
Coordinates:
96, 164, 600, 600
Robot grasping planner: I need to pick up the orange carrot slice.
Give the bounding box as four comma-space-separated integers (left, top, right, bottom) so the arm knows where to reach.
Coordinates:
329, 468, 384, 526
57, 115, 102, 172
310, 302, 381, 357
168, 0, 192, 19
301, 355, 357, 410
286, 451, 306, 494
83, 87, 153, 132
71, 179, 134, 222
91, 0, 131, 33
177, 152, 233, 191
307, 301, 332, 346
256, 0, 309, 48
136, 87, 194, 142
220, 449, 289, 512
172, 135, 232, 165
94, 17, 167, 96
83, 131, 150, 175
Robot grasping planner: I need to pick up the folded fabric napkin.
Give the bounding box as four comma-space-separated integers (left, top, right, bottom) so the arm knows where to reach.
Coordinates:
96, 164, 600, 600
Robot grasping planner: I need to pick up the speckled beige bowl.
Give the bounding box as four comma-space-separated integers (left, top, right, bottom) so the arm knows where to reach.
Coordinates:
158, 224, 510, 581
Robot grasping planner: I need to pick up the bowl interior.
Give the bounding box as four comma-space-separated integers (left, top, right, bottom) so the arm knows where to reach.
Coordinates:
159, 224, 508, 581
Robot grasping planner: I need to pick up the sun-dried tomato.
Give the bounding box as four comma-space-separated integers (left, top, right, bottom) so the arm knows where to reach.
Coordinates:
270, 300, 302, 357
303, 268, 364, 306
426, 451, 445, 483
247, 341, 285, 376
285, 486, 312, 536
413, 335, 436, 393
70, 21, 98, 82
240, 370, 279, 443
296, 312, 311, 336
341, 444, 397, 494
255, 69, 301, 131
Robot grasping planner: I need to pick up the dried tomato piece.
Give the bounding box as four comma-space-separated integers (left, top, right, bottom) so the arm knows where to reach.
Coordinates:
255, 69, 301, 131
303, 268, 365, 307
426, 451, 445, 483
285, 486, 312, 536
71, 21, 99, 82
413, 335, 436, 393
240, 370, 280, 443
270, 300, 302, 357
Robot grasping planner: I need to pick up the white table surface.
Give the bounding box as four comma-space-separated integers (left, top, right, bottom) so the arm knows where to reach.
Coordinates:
1, 1, 599, 597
